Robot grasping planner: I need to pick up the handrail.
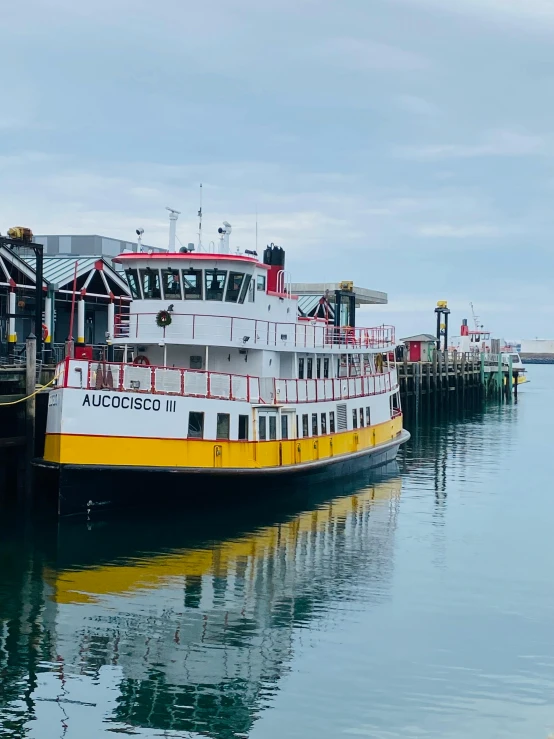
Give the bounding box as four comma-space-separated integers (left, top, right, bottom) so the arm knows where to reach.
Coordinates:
59, 359, 398, 405
113, 311, 396, 350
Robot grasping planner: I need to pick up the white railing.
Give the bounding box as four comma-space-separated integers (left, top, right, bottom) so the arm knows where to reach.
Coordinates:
61, 359, 398, 404
114, 311, 396, 351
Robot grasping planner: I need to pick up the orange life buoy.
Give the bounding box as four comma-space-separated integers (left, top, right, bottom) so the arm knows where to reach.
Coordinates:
133, 355, 150, 366
42, 324, 48, 341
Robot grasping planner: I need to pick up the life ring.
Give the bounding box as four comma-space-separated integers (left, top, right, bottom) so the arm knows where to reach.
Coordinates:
42, 324, 49, 341
133, 355, 150, 366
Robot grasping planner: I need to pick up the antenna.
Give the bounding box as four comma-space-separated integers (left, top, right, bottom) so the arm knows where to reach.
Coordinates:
166, 206, 181, 252
255, 205, 258, 253
470, 302, 480, 331
198, 183, 203, 252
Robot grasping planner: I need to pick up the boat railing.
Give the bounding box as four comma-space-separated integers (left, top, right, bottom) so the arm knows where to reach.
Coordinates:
114, 312, 395, 351
58, 359, 398, 404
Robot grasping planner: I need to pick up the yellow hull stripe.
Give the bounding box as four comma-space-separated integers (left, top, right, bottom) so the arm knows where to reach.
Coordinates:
44, 416, 404, 470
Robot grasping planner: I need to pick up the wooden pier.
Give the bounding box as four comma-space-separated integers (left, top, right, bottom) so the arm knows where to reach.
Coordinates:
0, 339, 55, 506
397, 350, 518, 416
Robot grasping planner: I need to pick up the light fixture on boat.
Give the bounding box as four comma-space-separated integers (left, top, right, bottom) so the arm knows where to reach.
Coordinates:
136, 228, 144, 253
242, 336, 250, 343
245, 249, 257, 257
167, 304, 174, 312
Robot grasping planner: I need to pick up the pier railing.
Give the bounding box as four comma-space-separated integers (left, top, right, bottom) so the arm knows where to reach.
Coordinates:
114, 312, 395, 351
58, 359, 398, 405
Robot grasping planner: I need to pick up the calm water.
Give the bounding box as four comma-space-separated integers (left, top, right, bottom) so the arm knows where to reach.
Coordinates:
2, 367, 554, 739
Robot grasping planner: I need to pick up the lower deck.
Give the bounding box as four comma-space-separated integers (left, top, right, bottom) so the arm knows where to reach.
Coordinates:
44, 412, 404, 470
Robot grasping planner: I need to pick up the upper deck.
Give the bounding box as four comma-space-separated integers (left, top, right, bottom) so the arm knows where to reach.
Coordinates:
114, 251, 395, 353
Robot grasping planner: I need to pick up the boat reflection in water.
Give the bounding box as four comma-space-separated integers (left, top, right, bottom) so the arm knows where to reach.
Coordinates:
1, 465, 401, 738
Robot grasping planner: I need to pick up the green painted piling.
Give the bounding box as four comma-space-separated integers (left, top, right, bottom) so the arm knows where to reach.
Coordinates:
507, 355, 513, 403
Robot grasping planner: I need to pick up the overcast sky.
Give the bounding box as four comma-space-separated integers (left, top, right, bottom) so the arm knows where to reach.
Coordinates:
2, 0, 554, 338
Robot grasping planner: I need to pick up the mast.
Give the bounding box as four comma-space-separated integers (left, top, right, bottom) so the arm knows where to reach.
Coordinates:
198, 183, 203, 252
470, 302, 480, 331
166, 207, 181, 252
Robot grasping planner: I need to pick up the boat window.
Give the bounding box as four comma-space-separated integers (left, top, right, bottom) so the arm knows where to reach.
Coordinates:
352, 408, 358, 429
359, 407, 364, 427
330, 411, 336, 433
259, 415, 267, 441
248, 278, 255, 302
307, 358, 313, 379
269, 416, 277, 441
239, 274, 252, 304
139, 269, 161, 299
321, 413, 327, 435
257, 274, 266, 291
238, 414, 249, 440
281, 414, 289, 440
366, 407, 371, 425
298, 358, 305, 380
182, 269, 203, 300
162, 269, 182, 299
216, 413, 230, 440
323, 358, 329, 379
296, 415, 299, 438
125, 269, 141, 299
205, 270, 227, 301
187, 411, 204, 439
316, 358, 321, 378
312, 413, 318, 436
225, 271, 244, 303
302, 414, 309, 437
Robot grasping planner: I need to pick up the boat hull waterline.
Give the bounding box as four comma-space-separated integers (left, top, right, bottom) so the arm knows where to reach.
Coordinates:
34, 430, 410, 517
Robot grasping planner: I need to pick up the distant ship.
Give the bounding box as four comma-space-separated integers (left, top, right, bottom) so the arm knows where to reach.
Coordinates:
449, 305, 528, 385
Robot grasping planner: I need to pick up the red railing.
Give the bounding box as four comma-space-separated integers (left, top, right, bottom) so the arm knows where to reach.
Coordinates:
60, 359, 398, 405
114, 312, 395, 350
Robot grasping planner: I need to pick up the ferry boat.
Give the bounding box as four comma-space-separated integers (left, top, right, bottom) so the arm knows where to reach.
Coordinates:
451, 317, 528, 385
37, 225, 409, 516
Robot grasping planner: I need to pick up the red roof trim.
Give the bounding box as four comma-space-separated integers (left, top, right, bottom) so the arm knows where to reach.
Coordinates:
114, 252, 270, 269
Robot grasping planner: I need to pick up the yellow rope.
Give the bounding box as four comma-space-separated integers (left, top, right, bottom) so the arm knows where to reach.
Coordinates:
0, 373, 59, 406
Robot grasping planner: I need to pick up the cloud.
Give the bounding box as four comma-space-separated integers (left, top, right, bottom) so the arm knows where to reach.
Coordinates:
416, 224, 504, 238
391, 0, 554, 27
314, 37, 429, 72
396, 130, 544, 160
393, 94, 441, 117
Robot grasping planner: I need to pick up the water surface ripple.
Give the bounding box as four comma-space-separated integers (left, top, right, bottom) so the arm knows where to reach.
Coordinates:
1, 367, 554, 738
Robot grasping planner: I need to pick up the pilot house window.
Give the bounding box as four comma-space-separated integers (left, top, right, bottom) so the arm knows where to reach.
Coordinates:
139, 269, 161, 299
225, 272, 244, 303
182, 269, 203, 300
162, 270, 182, 299
239, 274, 252, 303
125, 269, 141, 299
205, 270, 227, 301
